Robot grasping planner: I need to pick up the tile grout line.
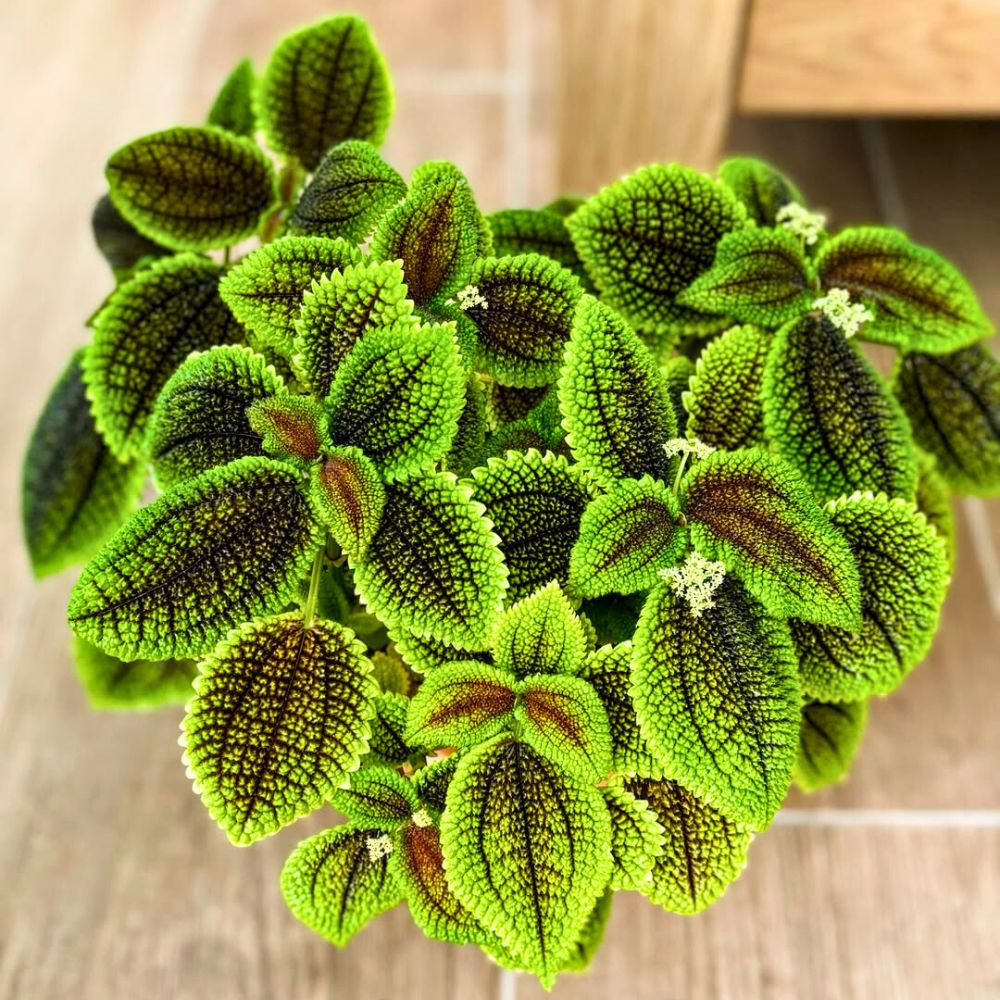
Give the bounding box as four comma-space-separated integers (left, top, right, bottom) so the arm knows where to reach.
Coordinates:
775, 809, 1000, 828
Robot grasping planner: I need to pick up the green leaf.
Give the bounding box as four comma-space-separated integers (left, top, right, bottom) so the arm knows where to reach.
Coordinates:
559, 296, 676, 487
567, 164, 747, 337
580, 594, 642, 647
763, 314, 917, 500
569, 476, 687, 599
294, 257, 418, 399
370, 161, 491, 307
405, 661, 517, 750
684, 324, 769, 451
678, 228, 815, 328
332, 765, 419, 828
626, 777, 752, 914
181, 613, 377, 843
87, 254, 243, 458
795, 699, 868, 793
68, 457, 322, 660
72, 637, 196, 711
892, 345, 1000, 496
91, 194, 170, 278
206, 57, 256, 136
816, 226, 991, 353
369, 649, 411, 696
247, 393, 326, 462
792, 493, 949, 701
662, 355, 696, 436
717, 156, 805, 227
310, 448, 385, 560
516, 674, 612, 780
365, 692, 415, 767
444, 373, 488, 476
681, 448, 861, 628
412, 753, 461, 814
440, 736, 612, 986
22, 350, 145, 577
632, 579, 801, 828
258, 15, 393, 170
603, 782, 665, 891
461, 253, 583, 388
281, 824, 401, 946
493, 582, 589, 678
326, 321, 465, 479
487, 208, 590, 286
106, 126, 277, 251
387, 625, 492, 675
289, 140, 406, 242
558, 890, 612, 975
466, 449, 594, 602
914, 449, 956, 570
485, 381, 550, 428
219, 236, 362, 356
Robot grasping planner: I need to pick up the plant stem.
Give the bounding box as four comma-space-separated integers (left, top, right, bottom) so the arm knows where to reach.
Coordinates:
301, 549, 325, 627
671, 451, 690, 494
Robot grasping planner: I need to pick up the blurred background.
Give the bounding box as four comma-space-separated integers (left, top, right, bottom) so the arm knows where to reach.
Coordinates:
1, 1, 998, 997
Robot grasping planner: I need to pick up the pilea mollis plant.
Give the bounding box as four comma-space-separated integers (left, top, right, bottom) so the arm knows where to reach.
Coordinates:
21, 12, 1000, 988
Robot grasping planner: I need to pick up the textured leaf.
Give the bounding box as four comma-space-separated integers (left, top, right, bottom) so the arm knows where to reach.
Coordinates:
91, 194, 170, 278
816, 226, 991, 352
405, 661, 516, 749
569, 477, 687, 599
412, 753, 461, 815
182, 613, 377, 843
369, 649, 411, 696
444, 373, 488, 476
467, 450, 594, 602
681, 448, 861, 628
633, 579, 800, 828
567, 164, 747, 336
371, 161, 491, 307
684, 324, 769, 451
388, 625, 492, 676
22, 350, 145, 577
248, 393, 326, 462
365, 692, 415, 766
678, 228, 815, 328
440, 736, 612, 986
327, 321, 465, 479
580, 594, 642, 647
106, 126, 277, 251
516, 674, 612, 780
892, 345, 1000, 496
558, 890, 612, 975
763, 314, 917, 500
487, 208, 590, 285
792, 493, 949, 701
662, 355, 696, 435
486, 382, 550, 428
795, 699, 868, 792
717, 157, 805, 227
461, 254, 583, 388
220, 236, 362, 355
281, 825, 401, 946
258, 15, 393, 170
72, 637, 196, 711
294, 258, 418, 399
87, 254, 243, 457
626, 777, 752, 914
603, 782, 665, 891
559, 296, 676, 487
493, 582, 589, 678
914, 449, 956, 570
310, 448, 385, 560
68, 457, 321, 660
206, 57, 256, 136
289, 140, 406, 242
332, 766, 419, 828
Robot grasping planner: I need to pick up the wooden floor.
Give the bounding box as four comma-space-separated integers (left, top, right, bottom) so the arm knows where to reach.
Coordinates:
0, 2, 997, 998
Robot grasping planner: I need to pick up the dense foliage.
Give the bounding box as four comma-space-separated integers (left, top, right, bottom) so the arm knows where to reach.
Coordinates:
22, 13, 999, 988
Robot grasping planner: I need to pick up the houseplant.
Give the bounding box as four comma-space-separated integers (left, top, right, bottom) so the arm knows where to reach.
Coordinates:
21, 12, 1000, 987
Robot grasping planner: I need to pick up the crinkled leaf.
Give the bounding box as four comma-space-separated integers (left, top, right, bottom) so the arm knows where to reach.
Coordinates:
558, 889, 613, 975
444, 373, 488, 476
914, 449, 956, 570
816, 226, 991, 353
567, 164, 747, 336
72, 637, 196, 711
580, 594, 642, 647
412, 753, 461, 815
387, 624, 492, 675
333, 765, 419, 828
23, 350, 145, 577
182, 613, 377, 844
259, 15, 393, 170
603, 782, 665, 891
106, 126, 277, 251
792, 493, 949, 701
626, 777, 752, 914
206, 58, 256, 136
365, 692, 415, 767
248, 393, 326, 462
559, 296, 676, 487
219, 236, 362, 356
487, 208, 590, 286
633, 579, 800, 828
87, 254, 243, 458
310, 447, 385, 560
68, 457, 321, 660
892, 345, 1000, 496
678, 228, 815, 328
681, 448, 861, 628
795, 699, 868, 793
569, 476, 686, 599
91, 194, 170, 278
662, 355, 696, 436
440, 736, 612, 987
280, 825, 401, 946
717, 156, 805, 227
763, 314, 917, 500
485, 381, 549, 428
289, 139, 406, 242
369, 649, 410, 696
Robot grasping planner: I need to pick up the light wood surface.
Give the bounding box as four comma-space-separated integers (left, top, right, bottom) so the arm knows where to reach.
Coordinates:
1, 3, 998, 998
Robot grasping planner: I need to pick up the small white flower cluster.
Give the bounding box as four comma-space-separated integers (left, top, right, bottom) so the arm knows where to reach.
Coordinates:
812, 287, 874, 339
663, 437, 715, 461
411, 809, 433, 828
659, 551, 727, 617
775, 202, 827, 246
366, 833, 394, 861
448, 284, 488, 312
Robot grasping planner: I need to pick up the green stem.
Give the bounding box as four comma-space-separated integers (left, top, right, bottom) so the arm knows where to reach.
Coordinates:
301, 549, 325, 627
671, 450, 690, 495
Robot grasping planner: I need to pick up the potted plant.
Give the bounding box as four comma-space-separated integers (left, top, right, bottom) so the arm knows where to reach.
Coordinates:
21, 13, 1000, 988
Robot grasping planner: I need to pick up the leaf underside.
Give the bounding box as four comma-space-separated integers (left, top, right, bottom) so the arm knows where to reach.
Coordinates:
794, 699, 868, 792
72, 637, 196, 711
